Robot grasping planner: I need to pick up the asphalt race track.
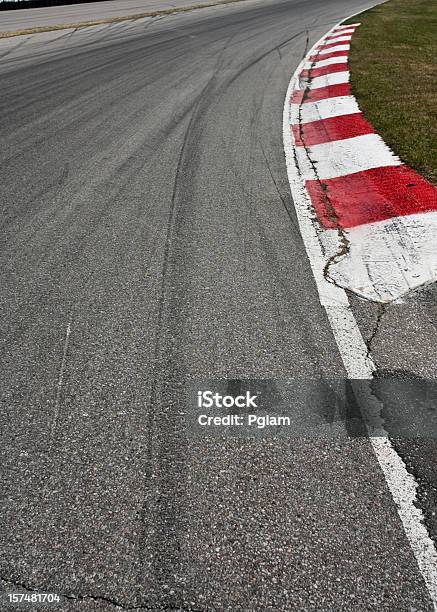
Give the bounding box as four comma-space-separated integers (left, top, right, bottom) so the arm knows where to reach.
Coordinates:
1, 0, 437, 609
0, 0, 224, 32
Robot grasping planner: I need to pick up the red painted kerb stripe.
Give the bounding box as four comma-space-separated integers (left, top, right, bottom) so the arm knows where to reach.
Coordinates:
318, 41, 350, 51
293, 113, 374, 146
300, 63, 348, 79
310, 49, 350, 62
306, 165, 437, 229
291, 82, 351, 104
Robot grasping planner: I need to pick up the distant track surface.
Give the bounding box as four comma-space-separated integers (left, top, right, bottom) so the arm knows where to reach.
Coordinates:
0, 0, 233, 33
1, 1, 437, 609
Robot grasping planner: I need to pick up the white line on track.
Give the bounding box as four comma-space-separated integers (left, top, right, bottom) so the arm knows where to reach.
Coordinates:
283, 18, 437, 610
51, 311, 73, 438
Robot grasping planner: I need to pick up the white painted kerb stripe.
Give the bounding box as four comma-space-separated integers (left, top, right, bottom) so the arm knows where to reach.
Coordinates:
316, 43, 350, 55
334, 22, 360, 29
304, 55, 349, 69
324, 34, 352, 44
294, 133, 401, 180
328, 27, 356, 36
289, 96, 360, 125
308, 70, 350, 89
329, 212, 437, 302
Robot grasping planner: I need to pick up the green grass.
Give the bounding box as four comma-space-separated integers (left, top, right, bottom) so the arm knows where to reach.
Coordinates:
344, 0, 437, 185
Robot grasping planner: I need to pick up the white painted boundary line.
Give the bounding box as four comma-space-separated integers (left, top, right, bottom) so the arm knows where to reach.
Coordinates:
282, 16, 437, 609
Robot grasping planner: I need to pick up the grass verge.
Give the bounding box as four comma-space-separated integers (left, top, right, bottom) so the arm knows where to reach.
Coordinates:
344, 0, 436, 185
0, 0, 248, 39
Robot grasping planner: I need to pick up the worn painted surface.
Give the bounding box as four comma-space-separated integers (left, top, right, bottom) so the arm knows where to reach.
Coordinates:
288, 23, 437, 303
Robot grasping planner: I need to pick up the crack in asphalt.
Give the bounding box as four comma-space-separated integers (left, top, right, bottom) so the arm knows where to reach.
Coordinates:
364, 302, 386, 363
294, 47, 353, 292
289, 31, 394, 385
291, 31, 396, 375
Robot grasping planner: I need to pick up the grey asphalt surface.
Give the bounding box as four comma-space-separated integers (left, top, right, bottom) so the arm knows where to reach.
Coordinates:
0, 0, 234, 33
1, 0, 437, 609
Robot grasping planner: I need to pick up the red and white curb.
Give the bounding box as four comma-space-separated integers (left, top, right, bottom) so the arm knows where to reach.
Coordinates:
287, 23, 437, 303
283, 20, 437, 609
